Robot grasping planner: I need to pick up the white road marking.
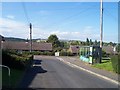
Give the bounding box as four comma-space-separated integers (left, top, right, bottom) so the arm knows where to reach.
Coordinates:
56, 57, 119, 85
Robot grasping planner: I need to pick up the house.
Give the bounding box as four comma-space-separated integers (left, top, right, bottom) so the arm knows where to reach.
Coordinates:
2, 41, 52, 52
103, 45, 118, 54
68, 45, 80, 55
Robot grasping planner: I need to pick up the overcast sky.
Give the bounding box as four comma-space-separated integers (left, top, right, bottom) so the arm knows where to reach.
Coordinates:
0, 1, 118, 42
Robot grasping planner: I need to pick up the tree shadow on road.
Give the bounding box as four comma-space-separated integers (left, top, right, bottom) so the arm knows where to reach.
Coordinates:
19, 59, 47, 89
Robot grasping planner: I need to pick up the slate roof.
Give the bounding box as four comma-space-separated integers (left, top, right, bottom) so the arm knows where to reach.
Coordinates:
69, 45, 80, 54
103, 46, 117, 54
2, 41, 52, 51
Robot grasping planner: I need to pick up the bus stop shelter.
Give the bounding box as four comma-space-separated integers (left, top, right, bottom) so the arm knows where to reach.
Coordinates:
79, 46, 102, 64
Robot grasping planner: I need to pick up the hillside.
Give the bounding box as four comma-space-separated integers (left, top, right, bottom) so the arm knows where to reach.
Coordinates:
4, 37, 26, 42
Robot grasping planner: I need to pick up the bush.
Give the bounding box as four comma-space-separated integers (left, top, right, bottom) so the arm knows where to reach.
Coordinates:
110, 54, 120, 74
59, 50, 73, 56
2, 50, 33, 70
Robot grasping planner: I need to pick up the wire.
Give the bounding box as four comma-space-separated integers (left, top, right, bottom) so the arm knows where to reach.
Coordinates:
21, 1, 31, 24
48, 4, 99, 30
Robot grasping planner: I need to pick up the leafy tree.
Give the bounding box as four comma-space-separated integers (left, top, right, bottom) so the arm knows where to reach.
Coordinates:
47, 34, 60, 50
71, 41, 80, 45
94, 40, 97, 45
86, 38, 89, 45
89, 39, 93, 45
109, 42, 113, 46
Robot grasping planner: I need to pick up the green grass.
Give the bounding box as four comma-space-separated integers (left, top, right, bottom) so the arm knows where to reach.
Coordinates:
2, 68, 24, 88
92, 55, 119, 73
92, 60, 114, 72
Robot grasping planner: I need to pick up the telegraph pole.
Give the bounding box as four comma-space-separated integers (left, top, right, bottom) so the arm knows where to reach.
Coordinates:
30, 23, 32, 52
99, 0, 103, 63
100, 0, 103, 48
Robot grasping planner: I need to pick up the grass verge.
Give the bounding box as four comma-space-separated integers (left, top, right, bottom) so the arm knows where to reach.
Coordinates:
2, 67, 24, 88
92, 60, 114, 72
92, 55, 119, 74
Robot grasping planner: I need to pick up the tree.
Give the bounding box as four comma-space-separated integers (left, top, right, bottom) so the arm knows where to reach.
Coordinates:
109, 42, 113, 46
70, 41, 80, 45
86, 38, 89, 45
47, 34, 60, 50
94, 40, 97, 45
89, 39, 93, 45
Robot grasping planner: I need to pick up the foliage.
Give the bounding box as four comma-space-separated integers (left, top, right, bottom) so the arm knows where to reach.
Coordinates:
93, 60, 113, 72
60, 50, 73, 56
70, 41, 80, 45
2, 68, 24, 88
89, 39, 93, 45
93, 54, 120, 74
86, 38, 89, 45
22, 51, 55, 56
47, 34, 60, 49
102, 50, 107, 57
110, 54, 120, 74
2, 50, 33, 70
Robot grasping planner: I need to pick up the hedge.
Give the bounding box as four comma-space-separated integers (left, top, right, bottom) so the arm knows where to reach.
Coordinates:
2, 50, 33, 70
110, 54, 120, 74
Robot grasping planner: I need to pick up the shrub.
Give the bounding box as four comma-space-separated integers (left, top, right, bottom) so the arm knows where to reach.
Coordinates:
102, 50, 107, 57
59, 50, 73, 56
2, 50, 33, 70
110, 54, 120, 74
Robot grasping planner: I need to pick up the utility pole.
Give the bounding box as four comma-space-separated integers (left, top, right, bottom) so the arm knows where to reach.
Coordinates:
100, 0, 103, 48
30, 23, 32, 53
99, 0, 103, 63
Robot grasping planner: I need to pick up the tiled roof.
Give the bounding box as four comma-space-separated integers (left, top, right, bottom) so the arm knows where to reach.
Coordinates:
69, 45, 80, 53
2, 41, 52, 51
103, 46, 117, 54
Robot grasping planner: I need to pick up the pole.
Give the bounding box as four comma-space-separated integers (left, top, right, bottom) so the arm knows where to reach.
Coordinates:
30, 23, 32, 53
100, 0, 103, 48
99, 0, 103, 63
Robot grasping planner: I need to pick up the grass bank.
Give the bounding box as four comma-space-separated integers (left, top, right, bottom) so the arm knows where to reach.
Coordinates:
2, 50, 33, 88
92, 55, 119, 74
2, 68, 24, 88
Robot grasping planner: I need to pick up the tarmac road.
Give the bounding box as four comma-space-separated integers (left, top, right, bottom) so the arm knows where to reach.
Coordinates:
19, 55, 118, 89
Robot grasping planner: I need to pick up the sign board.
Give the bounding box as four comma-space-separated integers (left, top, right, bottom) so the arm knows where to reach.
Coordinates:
55, 52, 59, 56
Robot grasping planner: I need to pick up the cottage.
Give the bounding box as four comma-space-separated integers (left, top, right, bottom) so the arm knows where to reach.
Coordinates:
68, 45, 80, 55
103, 46, 117, 55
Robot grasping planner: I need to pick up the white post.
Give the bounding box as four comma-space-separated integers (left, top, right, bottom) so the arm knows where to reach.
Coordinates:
100, 0, 103, 48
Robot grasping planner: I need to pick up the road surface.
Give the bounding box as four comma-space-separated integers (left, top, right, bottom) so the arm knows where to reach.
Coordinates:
19, 55, 118, 88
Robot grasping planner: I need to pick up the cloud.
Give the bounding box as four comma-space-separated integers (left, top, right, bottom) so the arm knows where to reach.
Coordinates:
0, 18, 29, 38
38, 10, 50, 15
6, 15, 15, 19
0, 17, 100, 41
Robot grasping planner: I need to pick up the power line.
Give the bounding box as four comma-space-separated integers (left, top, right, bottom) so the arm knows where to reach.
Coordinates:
48, 4, 98, 30
21, 2, 30, 24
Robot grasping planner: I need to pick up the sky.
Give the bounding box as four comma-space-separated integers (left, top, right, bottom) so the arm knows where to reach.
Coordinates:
0, 1, 118, 43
